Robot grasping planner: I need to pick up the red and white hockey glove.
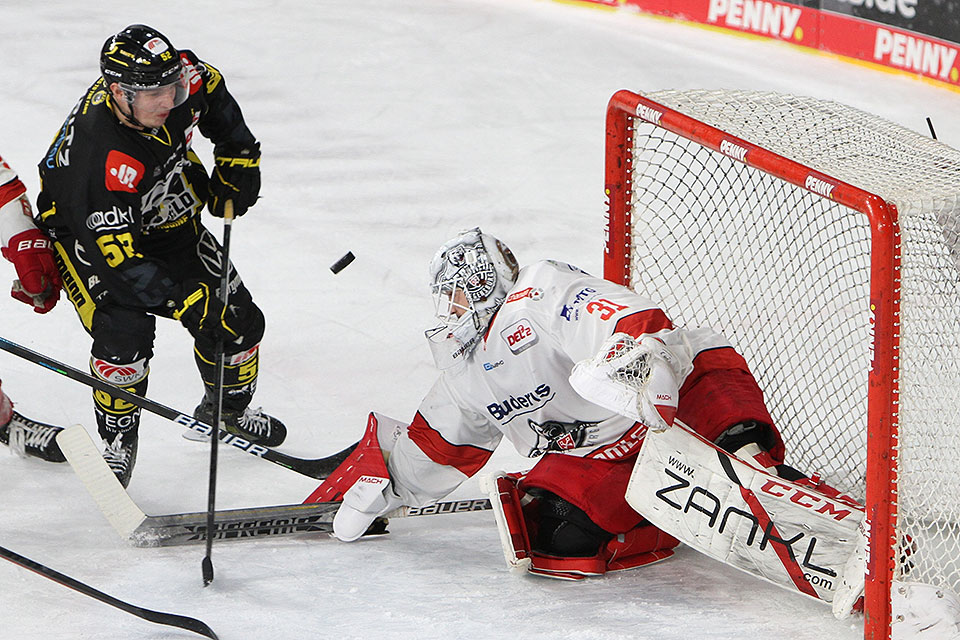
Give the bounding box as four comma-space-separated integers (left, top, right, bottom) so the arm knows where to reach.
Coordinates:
334, 474, 403, 542
304, 412, 406, 542
1, 228, 61, 313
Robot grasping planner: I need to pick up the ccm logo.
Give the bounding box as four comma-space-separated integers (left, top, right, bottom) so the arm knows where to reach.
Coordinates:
759, 479, 860, 520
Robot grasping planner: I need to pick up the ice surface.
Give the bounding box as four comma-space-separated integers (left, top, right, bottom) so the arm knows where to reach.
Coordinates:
2, 0, 955, 637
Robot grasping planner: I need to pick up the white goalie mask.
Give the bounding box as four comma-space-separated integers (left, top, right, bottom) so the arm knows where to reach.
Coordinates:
426, 227, 519, 368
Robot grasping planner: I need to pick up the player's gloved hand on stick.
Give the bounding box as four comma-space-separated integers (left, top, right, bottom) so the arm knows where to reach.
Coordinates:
1, 228, 61, 313
209, 142, 260, 217
173, 281, 240, 343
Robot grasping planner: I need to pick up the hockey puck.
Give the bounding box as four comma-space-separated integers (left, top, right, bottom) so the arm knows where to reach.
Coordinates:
330, 251, 355, 274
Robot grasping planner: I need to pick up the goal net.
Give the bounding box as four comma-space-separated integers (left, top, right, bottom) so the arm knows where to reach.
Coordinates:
604, 89, 960, 638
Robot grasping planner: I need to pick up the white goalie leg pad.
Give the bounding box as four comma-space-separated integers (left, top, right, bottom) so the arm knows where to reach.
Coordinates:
626, 421, 863, 603
569, 332, 691, 432
832, 518, 867, 619
891, 582, 960, 639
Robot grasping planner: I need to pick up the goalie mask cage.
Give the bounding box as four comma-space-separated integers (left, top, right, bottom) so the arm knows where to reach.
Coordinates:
604, 89, 960, 639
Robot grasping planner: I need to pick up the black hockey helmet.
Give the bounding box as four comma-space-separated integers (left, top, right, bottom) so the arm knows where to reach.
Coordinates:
100, 24, 184, 91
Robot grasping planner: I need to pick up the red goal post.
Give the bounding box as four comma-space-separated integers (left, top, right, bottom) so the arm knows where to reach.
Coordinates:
603, 88, 960, 639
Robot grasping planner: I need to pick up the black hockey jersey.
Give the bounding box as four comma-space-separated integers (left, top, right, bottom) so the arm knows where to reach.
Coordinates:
35, 50, 257, 312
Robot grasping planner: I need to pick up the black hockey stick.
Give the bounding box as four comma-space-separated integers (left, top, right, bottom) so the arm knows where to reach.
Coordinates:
134, 499, 493, 546
203, 201, 234, 586
0, 544, 218, 639
0, 335, 357, 479
58, 422, 492, 547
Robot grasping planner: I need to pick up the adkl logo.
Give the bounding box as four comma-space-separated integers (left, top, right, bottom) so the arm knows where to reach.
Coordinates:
104, 150, 144, 193
501, 319, 538, 354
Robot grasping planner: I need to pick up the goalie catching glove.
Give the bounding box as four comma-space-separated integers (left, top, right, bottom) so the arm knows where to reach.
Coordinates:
209, 142, 261, 217
569, 331, 692, 432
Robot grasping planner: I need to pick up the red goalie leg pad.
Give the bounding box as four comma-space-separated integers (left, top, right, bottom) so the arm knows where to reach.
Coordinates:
0, 380, 11, 426
303, 412, 391, 503
491, 473, 535, 566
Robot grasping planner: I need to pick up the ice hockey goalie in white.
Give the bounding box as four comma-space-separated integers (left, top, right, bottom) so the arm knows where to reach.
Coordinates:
309, 227, 793, 581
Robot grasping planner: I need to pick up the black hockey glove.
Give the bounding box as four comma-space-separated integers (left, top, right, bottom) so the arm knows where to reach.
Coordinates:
173, 281, 240, 344
209, 142, 261, 217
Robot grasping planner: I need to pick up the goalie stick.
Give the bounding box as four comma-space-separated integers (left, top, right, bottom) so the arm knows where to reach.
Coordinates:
0, 543, 217, 639
57, 425, 493, 547
0, 335, 356, 479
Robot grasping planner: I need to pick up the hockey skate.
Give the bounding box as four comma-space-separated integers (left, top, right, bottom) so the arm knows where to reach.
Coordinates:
0, 411, 66, 463
193, 397, 287, 448
102, 432, 138, 489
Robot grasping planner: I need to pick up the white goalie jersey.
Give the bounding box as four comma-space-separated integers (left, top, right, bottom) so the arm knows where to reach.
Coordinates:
386, 259, 757, 507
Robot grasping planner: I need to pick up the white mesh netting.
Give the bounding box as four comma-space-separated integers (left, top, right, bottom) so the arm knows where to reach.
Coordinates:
623, 89, 960, 593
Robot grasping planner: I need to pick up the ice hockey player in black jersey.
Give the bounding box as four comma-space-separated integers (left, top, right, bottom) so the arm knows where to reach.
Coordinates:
35, 24, 286, 487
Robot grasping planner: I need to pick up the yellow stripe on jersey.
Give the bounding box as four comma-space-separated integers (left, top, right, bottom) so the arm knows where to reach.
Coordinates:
53, 240, 96, 331
202, 60, 223, 93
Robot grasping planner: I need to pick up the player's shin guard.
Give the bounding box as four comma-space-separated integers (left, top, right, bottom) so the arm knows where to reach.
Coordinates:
195, 344, 259, 413
483, 472, 678, 580
91, 357, 148, 488
193, 344, 286, 447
